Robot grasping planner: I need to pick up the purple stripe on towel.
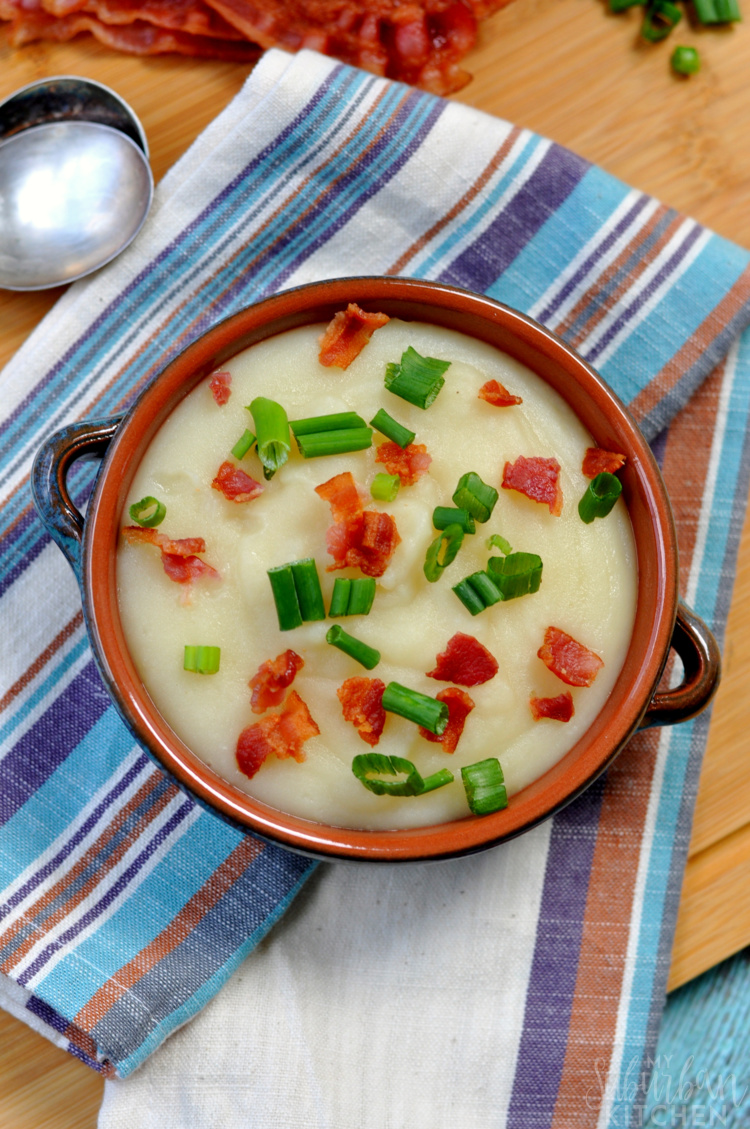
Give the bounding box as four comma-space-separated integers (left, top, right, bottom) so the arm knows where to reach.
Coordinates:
507, 777, 606, 1129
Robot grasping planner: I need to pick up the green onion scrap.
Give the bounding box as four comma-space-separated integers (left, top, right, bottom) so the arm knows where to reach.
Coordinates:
326, 625, 381, 669
381, 681, 448, 736
129, 496, 166, 528
433, 506, 476, 534
249, 397, 290, 479
578, 472, 623, 524
452, 472, 498, 524
351, 753, 454, 798
268, 558, 325, 630
423, 523, 465, 583
267, 564, 303, 631
461, 758, 508, 815
486, 552, 543, 600
486, 533, 512, 555
183, 645, 221, 675
671, 45, 701, 73
641, 0, 682, 40
369, 408, 416, 448
329, 576, 376, 617
370, 473, 400, 503
291, 412, 367, 435
385, 346, 451, 409
231, 429, 256, 460
295, 428, 372, 459
693, 0, 740, 21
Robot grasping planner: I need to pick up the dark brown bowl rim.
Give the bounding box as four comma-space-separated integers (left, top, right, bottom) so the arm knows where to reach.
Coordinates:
81, 277, 677, 862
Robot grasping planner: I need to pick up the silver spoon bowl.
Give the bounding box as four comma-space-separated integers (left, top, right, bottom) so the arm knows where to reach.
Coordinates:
0, 79, 153, 291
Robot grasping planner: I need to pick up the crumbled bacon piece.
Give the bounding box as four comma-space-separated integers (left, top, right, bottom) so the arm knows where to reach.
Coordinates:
249, 650, 304, 714
477, 379, 522, 407
538, 627, 604, 687
530, 692, 574, 722
211, 460, 263, 503
121, 525, 220, 584
337, 677, 387, 747
315, 471, 401, 577
236, 690, 319, 779
374, 441, 432, 485
582, 448, 627, 478
318, 304, 390, 369
209, 370, 232, 405
418, 687, 474, 753
426, 632, 498, 687
502, 455, 563, 516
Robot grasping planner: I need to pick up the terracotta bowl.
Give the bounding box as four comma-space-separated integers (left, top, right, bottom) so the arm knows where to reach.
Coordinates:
32, 277, 720, 862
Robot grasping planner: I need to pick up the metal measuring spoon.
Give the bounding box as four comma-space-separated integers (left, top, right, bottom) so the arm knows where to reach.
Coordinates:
0, 77, 153, 291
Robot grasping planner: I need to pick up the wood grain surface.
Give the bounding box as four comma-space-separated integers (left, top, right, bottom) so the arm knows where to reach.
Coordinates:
2, 1, 750, 1122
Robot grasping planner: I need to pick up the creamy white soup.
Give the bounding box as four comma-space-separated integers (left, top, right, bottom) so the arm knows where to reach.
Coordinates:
117, 317, 637, 830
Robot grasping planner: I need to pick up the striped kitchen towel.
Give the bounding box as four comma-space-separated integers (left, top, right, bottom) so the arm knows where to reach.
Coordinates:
1, 47, 749, 1126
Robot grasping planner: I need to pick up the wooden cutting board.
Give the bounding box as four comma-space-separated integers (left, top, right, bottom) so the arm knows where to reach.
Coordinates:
2, 0, 750, 1121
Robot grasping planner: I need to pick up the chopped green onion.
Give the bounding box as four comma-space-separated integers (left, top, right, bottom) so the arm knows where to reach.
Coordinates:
452, 472, 498, 523
326, 625, 381, 669
129, 496, 166, 528
423, 523, 465, 582
486, 533, 512, 555
295, 428, 373, 458
231, 429, 256, 460
671, 45, 701, 73
641, 0, 681, 40
452, 570, 502, 615
183, 645, 221, 675
461, 758, 508, 815
290, 558, 326, 621
268, 565, 303, 631
329, 578, 352, 617
290, 411, 367, 436
384, 346, 450, 409
486, 552, 543, 599
352, 753, 425, 796
347, 577, 377, 616
249, 397, 290, 479
433, 506, 476, 534
578, 472, 623, 523
419, 768, 455, 793
369, 408, 416, 448
694, 0, 740, 20
609, 0, 644, 9
381, 681, 448, 736
370, 473, 400, 502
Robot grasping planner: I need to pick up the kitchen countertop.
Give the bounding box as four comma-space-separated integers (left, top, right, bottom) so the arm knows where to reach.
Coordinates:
2, 0, 750, 1121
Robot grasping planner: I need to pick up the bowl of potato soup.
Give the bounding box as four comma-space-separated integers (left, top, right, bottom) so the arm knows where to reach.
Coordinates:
32, 277, 720, 861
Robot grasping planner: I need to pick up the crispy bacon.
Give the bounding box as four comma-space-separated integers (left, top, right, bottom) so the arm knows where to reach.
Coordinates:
209, 370, 232, 405
318, 304, 390, 369
236, 690, 319, 779
530, 691, 574, 722
477, 379, 522, 407
121, 525, 220, 584
249, 650, 304, 714
502, 455, 563, 516
211, 460, 263, 503
337, 677, 387, 747
316, 471, 401, 577
538, 626, 604, 688
582, 447, 627, 478
418, 687, 474, 753
426, 632, 498, 687
374, 441, 432, 485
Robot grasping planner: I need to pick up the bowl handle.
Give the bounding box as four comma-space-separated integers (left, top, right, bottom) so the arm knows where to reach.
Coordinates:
31, 416, 122, 581
639, 600, 721, 729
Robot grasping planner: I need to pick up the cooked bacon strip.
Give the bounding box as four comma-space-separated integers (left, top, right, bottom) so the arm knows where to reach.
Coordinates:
530, 691, 574, 722
209, 370, 232, 404
418, 687, 474, 753
236, 690, 319, 779
318, 304, 390, 369
374, 441, 432, 486
211, 461, 263, 503
4, 7, 261, 56
502, 455, 563, 516
39, 0, 245, 37
477, 379, 522, 407
426, 632, 498, 687
316, 471, 401, 577
249, 650, 304, 714
121, 525, 220, 584
538, 626, 604, 688
337, 677, 387, 747
582, 447, 627, 478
